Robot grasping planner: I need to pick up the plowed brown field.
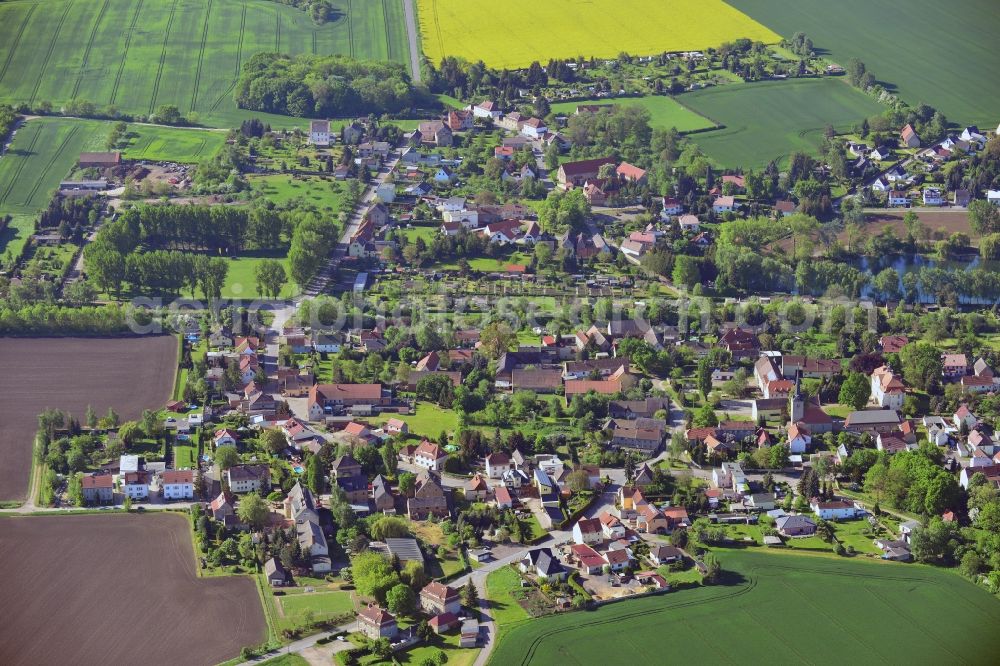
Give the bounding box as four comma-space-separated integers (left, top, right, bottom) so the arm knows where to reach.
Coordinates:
0, 513, 266, 666
0, 335, 178, 501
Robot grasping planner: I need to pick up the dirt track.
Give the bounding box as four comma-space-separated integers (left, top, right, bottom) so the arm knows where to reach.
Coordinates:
0, 335, 178, 502
0, 513, 266, 666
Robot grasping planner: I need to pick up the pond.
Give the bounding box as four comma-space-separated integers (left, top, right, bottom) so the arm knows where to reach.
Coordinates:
850, 253, 1000, 305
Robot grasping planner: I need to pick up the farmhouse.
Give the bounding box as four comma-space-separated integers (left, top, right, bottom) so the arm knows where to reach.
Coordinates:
557, 156, 617, 188
420, 582, 461, 615
81, 473, 114, 504
79, 152, 121, 168
309, 120, 331, 146
160, 470, 195, 500
226, 464, 270, 494
358, 606, 398, 640
308, 383, 386, 419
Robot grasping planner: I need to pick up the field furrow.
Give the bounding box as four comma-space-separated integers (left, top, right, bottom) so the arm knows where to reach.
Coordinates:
0, 2, 38, 86
189, 0, 214, 112
21, 124, 79, 208
148, 0, 179, 114
71, 0, 111, 100
28, 0, 74, 106
109, 0, 144, 106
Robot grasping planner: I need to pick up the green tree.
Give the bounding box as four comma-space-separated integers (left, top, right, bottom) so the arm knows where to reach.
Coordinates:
305, 453, 325, 493
68, 472, 84, 506
237, 492, 269, 530
260, 429, 288, 455
254, 259, 287, 299
387, 583, 416, 616
214, 444, 240, 469
899, 341, 943, 391
838, 372, 870, 411
696, 357, 712, 398
672, 255, 700, 290
398, 472, 416, 496
692, 402, 718, 428
462, 579, 479, 609
351, 551, 401, 603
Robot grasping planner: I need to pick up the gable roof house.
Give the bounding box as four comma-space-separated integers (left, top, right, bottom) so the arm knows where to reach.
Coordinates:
407, 471, 450, 520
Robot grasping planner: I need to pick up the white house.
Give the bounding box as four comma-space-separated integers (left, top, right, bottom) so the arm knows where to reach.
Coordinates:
309, 120, 331, 147
442, 208, 479, 227
226, 464, 270, 494
888, 191, 910, 207
871, 366, 905, 410
572, 517, 603, 545
599, 512, 626, 539
712, 195, 735, 214
122, 471, 150, 500
434, 167, 456, 183
810, 499, 860, 520
988, 190, 1000, 206
472, 100, 500, 120
661, 197, 684, 218
520, 118, 547, 139
922, 187, 943, 206
485, 452, 513, 478
161, 470, 195, 500
414, 440, 447, 471
787, 423, 811, 454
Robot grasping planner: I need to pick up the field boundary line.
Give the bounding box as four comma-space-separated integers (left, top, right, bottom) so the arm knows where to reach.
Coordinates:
189, 0, 214, 113
71, 0, 111, 100
109, 0, 144, 106
22, 123, 80, 208
148, 0, 179, 115
0, 2, 38, 86
670, 94, 722, 131
275, 8, 281, 52
208, 0, 246, 113
28, 0, 74, 106
0, 121, 42, 206
312, 28, 317, 54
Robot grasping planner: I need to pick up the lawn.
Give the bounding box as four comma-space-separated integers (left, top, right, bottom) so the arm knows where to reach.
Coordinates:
484, 565, 531, 639
489, 550, 1000, 665
278, 590, 354, 626
219, 252, 297, 300
173, 444, 197, 469
119, 124, 226, 163
249, 175, 348, 215
418, 0, 779, 69
729, 0, 1000, 126
396, 632, 478, 666
0, 0, 410, 128
679, 78, 884, 168
550, 96, 716, 133
258, 655, 309, 666
0, 214, 36, 262
375, 401, 459, 438
0, 117, 105, 217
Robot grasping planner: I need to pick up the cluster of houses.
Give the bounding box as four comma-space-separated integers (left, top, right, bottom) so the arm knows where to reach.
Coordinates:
350, 581, 479, 649
79, 454, 195, 505
862, 125, 999, 208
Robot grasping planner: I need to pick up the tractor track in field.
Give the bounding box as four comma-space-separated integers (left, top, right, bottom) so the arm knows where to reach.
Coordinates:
109, 0, 144, 106
22, 124, 79, 208
275, 8, 281, 51
346, 0, 355, 58
0, 122, 42, 206
208, 1, 245, 113
312, 29, 317, 54
148, 0, 179, 115
28, 0, 74, 106
382, 0, 392, 61
71, 0, 111, 100
189, 0, 214, 113
0, 3, 38, 86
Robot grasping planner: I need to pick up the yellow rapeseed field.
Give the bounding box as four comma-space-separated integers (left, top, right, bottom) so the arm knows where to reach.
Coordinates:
418, 0, 781, 69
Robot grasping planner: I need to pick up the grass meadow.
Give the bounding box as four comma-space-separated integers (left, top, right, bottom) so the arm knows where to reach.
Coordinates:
488, 550, 1000, 665
418, 0, 779, 69
0, 117, 105, 252
550, 96, 716, 133
248, 174, 348, 214
729, 0, 1000, 126
120, 125, 227, 163
679, 78, 884, 168
0, 0, 409, 127
218, 252, 297, 300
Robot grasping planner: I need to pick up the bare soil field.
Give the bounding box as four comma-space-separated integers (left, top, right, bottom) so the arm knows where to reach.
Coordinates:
859, 209, 976, 240
0, 335, 178, 502
0, 513, 266, 666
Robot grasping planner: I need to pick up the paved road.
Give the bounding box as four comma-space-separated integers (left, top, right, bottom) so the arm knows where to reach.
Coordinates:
402, 0, 422, 83
233, 619, 357, 666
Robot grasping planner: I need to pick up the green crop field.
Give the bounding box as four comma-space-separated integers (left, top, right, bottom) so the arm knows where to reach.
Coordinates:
678, 79, 883, 168
120, 125, 227, 163
0, 117, 105, 217
489, 551, 1000, 665
550, 96, 716, 133
728, 0, 1000, 126
0, 0, 409, 128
